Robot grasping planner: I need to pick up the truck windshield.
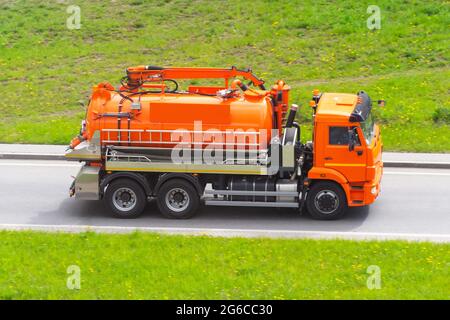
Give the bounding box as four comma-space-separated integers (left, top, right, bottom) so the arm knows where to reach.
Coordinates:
361, 113, 375, 145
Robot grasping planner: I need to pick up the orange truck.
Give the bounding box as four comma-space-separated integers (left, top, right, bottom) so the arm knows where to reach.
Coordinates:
66, 66, 383, 220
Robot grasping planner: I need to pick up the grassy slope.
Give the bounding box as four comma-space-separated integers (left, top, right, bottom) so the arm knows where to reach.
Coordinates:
0, 231, 448, 299
0, 0, 448, 151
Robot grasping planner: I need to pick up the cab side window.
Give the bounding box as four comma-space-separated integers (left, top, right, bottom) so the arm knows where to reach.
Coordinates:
329, 126, 361, 145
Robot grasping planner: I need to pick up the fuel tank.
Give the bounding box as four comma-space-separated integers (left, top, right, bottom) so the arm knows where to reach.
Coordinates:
83, 83, 275, 148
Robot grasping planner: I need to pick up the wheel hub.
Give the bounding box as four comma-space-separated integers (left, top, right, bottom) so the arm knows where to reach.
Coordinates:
173, 192, 184, 203
165, 188, 190, 212
314, 190, 339, 214
112, 187, 137, 212
120, 192, 132, 202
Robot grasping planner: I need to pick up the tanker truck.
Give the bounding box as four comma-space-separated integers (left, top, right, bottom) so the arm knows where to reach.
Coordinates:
65, 66, 383, 220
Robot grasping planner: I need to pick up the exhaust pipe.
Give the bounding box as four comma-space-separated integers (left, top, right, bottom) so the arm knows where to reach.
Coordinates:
285, 104, 298, 128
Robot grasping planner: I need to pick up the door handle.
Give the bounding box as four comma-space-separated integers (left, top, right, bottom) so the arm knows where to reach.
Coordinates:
357, 150, 363, 156
324, 157, 333, 160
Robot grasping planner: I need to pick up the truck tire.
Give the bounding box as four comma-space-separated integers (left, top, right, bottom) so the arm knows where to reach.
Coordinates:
306, 181, 347, 220
104, 178, 147, 219
156, 179, 200, 219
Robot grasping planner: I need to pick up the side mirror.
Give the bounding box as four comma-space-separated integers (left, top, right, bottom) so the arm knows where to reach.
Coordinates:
348, 128, 356, 151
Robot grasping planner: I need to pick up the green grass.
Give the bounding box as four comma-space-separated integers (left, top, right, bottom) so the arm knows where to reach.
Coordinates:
0, 231, 448, 299
0, 0, 448, 151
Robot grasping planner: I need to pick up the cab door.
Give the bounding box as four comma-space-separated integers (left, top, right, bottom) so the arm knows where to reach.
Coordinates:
322, 125, 367, 182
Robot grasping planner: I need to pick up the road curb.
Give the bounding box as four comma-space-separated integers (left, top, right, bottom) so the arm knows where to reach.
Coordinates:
0, 153, 66, 161
1, 153, 450, 169
0, 223, 449, 242
383, 161, 450, 169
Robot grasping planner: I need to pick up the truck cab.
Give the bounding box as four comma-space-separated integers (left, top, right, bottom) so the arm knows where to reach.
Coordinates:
305, 91, 383, 219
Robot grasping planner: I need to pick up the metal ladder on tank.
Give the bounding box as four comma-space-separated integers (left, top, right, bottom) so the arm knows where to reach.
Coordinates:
101, 128, 270, 167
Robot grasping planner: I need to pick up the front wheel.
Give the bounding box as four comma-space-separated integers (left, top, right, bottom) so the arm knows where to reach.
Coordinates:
156, 179, 200, 219
306, 181, 347, 220
104, 178, 147, 219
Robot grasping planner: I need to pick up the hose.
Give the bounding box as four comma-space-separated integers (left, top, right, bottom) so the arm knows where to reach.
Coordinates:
122, 79, 179, 95
231, 79, 248, 91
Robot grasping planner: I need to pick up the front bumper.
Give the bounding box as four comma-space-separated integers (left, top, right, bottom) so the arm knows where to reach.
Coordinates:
363, 162, 383, 205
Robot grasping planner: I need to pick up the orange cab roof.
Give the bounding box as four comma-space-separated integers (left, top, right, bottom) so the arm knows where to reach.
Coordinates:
315, 93, 357, 122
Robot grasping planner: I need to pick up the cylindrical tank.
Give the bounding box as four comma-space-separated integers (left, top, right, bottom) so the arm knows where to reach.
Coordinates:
227, 176, 276, 202
226, 176, 297, 203
83, 83, 275, 149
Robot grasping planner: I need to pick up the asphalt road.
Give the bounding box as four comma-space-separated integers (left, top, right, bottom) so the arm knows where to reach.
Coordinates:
0, 159, 449, 241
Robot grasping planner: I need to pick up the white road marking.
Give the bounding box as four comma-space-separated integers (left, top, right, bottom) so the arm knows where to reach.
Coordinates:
0, 162, 80, 167
385, 161, 450, 165
384, 171, 450, 176
0, 223, 448, 242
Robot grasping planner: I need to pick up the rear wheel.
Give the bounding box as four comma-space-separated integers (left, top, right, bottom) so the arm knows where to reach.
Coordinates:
104, 178, 147, 219
306, 181, 347, 220
157, 179, 200, 219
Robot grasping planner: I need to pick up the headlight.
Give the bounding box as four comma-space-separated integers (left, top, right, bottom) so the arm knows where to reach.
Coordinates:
371, 186, 377, 195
